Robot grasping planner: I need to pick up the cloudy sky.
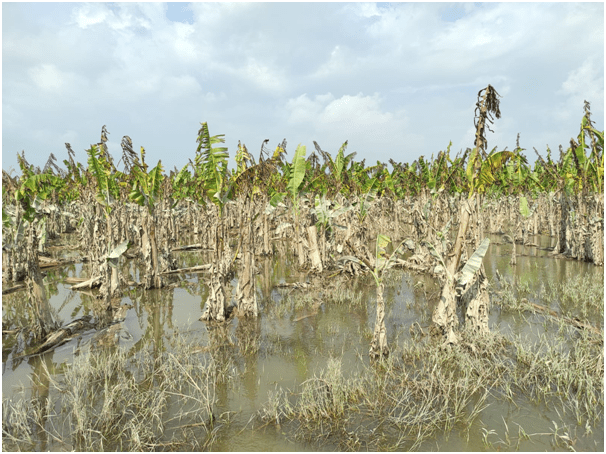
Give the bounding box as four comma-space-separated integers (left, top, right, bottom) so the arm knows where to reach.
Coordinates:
2, 2, 604, 175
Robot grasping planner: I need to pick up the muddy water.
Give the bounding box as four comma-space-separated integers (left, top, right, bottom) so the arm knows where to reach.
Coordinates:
2, 233, 603, 451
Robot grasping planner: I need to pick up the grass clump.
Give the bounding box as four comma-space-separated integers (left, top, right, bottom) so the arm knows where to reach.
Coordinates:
2, 336, 219, 451
259, 333, 502, 450
257, 324, 603, 451
513, 328, 604, 425
547, 274, 604, 323
494, 272, 604, 333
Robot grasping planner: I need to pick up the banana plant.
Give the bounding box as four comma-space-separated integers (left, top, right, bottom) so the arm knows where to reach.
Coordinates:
86, 137, 125, 301
431, 236, 491, 343
129, 150, 163, 213
315, 140, 357, 195
171, 162, 195, 202
571, 104, 604, 193
129, 150, 166, 289
341, 234, 407, 358
311, 194, 353, 237
433, 84, 501, 343
87, 143, 121, 209
194, 122, 230, 212
192, 121, 234, 265
13, 173, 64, 223
285, 144, 307, 267
352, 188, 377, 223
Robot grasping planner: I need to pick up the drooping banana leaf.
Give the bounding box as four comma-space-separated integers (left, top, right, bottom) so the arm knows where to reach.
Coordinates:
331, 203, 353, 219
456, 237, 490, 289
519, 196, 539, 218
106, 240, 131, 268
2, 206, 12, 229
376, 234, 390, 262
275, 223, 293, 236
87, 145, 112, 207
424, 241, 449, 279
36, 217, 47, 251
107, 240, 131, 260
338, 255, 364, 265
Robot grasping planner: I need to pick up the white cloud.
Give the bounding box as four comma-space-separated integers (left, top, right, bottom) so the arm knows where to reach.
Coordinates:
161, 75, 203, 102
28, 64, 79, 93
555, 57, 604, 122
285, 92, 415, 159
72, 3, 109, 29
559, 58, 603, 102
287, 92, 397, 128
320, 93, 393, 128
2, 2, 603, 173
240, 59, 287, 93
286, 93, 333, 124
173, 22, 198, 61
311, 45, 351, 79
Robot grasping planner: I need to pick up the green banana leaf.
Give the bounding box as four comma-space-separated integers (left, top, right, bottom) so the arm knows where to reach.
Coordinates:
287, 144, 307, 200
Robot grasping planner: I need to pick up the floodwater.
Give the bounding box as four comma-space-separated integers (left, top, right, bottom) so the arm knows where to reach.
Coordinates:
2, 232, 604, 451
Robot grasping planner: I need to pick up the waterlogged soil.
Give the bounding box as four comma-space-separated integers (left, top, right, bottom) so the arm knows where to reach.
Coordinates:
2, 233, 604, 451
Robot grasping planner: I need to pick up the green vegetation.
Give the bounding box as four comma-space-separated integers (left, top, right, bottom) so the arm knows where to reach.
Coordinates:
2, 101, 603, 211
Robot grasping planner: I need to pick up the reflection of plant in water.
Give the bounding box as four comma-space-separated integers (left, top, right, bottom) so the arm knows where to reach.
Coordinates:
128, 288, 174, 360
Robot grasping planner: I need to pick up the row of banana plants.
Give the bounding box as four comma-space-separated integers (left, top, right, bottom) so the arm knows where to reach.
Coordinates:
2, 102, 603, 215
2, 86, 603, 355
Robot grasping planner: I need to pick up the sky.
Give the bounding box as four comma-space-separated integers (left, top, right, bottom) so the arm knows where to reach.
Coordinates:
2, 2, 604, 175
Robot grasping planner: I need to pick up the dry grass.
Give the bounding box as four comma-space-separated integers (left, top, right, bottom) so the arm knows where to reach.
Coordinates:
257, 321, 603, 451
2, 334, 220, 451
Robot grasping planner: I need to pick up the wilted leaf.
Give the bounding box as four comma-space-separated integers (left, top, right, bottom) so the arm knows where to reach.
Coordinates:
457, 237, 490, 288
377, 234, 390, 251
424, 241, 450, 279
106, 240, 131, 260
403, 239, 416, 251
275, 223, 293, 235
269, 192, 286, 208
338, 255, 364, 265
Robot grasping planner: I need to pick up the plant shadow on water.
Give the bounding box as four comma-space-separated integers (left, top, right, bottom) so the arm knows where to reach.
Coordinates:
2, 235, 604, 451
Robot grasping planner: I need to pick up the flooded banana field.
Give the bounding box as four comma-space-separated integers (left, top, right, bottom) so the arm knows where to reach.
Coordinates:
3, 84, 604, 451
2, 232, 603, 451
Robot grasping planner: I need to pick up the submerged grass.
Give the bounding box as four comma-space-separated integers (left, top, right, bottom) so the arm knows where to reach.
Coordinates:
2, 335, 220, 451
513, 327, 604, 425
549, 274, 604, 323
259, 331, 497, 450
495, 271, 604, 325
258, 323, 603, 451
